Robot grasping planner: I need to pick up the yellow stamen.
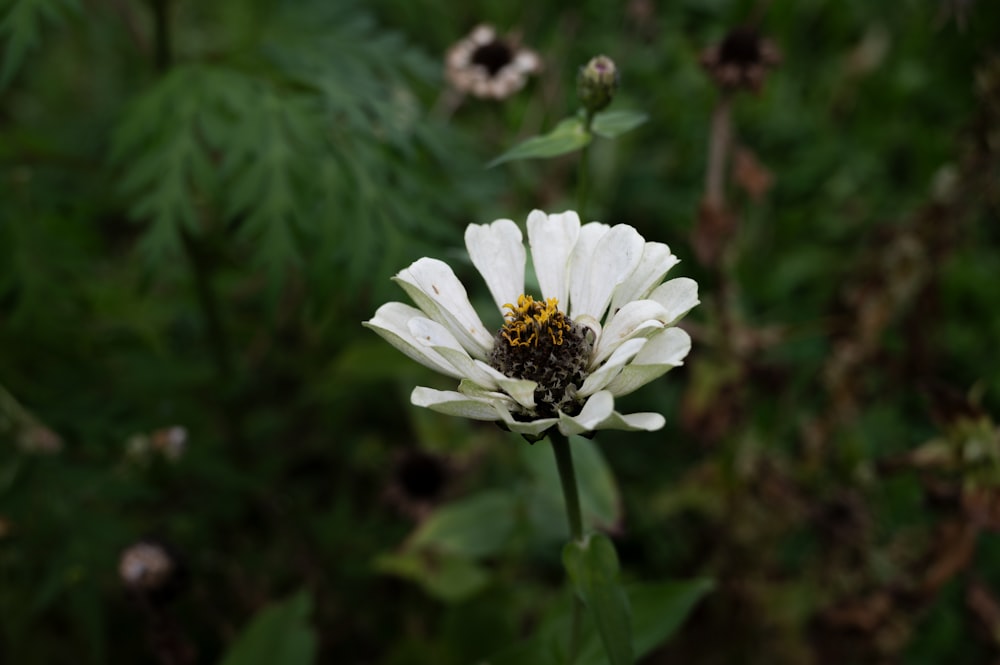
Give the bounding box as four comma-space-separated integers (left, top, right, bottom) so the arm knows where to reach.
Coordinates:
500, 294, 567, 347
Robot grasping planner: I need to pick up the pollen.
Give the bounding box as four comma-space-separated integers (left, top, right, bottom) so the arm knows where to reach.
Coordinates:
499, 294, 567, 348
489, 294, 594, 418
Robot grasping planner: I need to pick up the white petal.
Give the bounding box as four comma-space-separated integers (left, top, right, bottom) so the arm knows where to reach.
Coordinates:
501, 414, 559, 437
569, 223, 644, 323
590, 299, 669, 368
567, 222, 608, 316
605, 327, 692, 396
457, 375, 536, 411
558, 390, 615, 436
558, 390, 666, 435
647, 277, 700, 325
578, 337, 648, 397
407, 317, 500, 389
609, 242, 680, 316
492, 371, 539, 410
393, 257, 494, 360
411, 386, 507, 421
363, 303, 462, 378
465, 219, 526, 312
528, 210, 580, 305
598, 410, 666, 432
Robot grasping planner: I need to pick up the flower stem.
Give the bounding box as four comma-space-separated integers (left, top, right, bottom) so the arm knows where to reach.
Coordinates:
551, 432, 584, 542
704, 93, 732, 210
551, 431, 585, 663
149, 0, 172, 72
180, 228, 234, 380
577, 110, 596, 218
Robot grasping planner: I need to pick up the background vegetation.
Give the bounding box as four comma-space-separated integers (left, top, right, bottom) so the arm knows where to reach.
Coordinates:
2, 0, 999, 663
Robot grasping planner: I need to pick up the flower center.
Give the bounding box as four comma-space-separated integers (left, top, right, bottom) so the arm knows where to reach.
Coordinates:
489, 295, 594, 418
471, 40, 513, 76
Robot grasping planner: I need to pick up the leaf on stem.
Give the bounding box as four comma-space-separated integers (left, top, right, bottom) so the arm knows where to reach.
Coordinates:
488, 117, 592, 167
0, 0, 80, 88
218, 591, 316, 665
591, 110, 648, 139
482, 577, 713, 665
563, 533, 633, 665
375, 490, 517, 603
374, 551, 490, 603
410, 489, 517, 558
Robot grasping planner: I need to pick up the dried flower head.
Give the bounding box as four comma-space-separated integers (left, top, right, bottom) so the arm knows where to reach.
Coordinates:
17, 424, 62, 454
151, 426, 188, 461
700, 27, 781, 94
119, 541, 180, 599
125, 425, 188, 465
446, 24, 541, 100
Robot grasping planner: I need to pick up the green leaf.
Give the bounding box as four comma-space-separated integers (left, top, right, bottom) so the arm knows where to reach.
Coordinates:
591, 110, 648, 140
563, 534, 633, 665
375, 551, 490, 603
488, 118, 592, 167
0, 0, 79, 87
577, 578, 714, 665
482, 577, 712, 665
625, 579, 714, 656
410, 489, 517, 558
218, 591, 316, 665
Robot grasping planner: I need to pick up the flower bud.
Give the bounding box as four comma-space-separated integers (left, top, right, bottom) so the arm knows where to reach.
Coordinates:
577, 55, 619, 113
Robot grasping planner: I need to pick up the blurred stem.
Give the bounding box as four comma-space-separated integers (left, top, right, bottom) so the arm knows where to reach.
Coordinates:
704, 92, 738, 351
150, 0, 172, 72
148, 0, 233, 382
577, 110, 595, 217
181, 229, 234, 379
705, 93, 732, 209
551, 432, 584, 663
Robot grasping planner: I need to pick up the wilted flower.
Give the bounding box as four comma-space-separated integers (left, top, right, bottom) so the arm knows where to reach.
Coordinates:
119, 540, 185, 603
151, 426, 187, 461
446, 24, 541, 100
17, 424, 62, 454
124, 425, 188, 465
364, 210, 698, 441
700, 26, 781, 93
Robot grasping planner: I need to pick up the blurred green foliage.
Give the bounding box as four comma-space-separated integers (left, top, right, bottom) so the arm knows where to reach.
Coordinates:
1, 0, 1000, 663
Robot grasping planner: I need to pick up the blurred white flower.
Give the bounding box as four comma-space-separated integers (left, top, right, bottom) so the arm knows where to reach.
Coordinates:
445, 24, 541, 100
365, 210, 698, 440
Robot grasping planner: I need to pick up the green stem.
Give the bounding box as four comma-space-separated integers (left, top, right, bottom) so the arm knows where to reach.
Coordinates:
148, 0, 232, 382
551, 431, 585, 663
150, 0, 172, 72
181, 228, 234, 380
551, 432, 584, 541
577, 110, 595, 217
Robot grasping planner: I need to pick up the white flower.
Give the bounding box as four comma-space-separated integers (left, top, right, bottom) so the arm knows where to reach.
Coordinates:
364, 210, 699, 441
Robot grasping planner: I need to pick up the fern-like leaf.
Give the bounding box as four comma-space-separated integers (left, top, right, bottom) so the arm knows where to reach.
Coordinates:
0, 0, 79, 87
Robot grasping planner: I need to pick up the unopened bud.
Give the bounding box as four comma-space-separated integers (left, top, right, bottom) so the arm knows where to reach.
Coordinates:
577, 55, 618, 113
